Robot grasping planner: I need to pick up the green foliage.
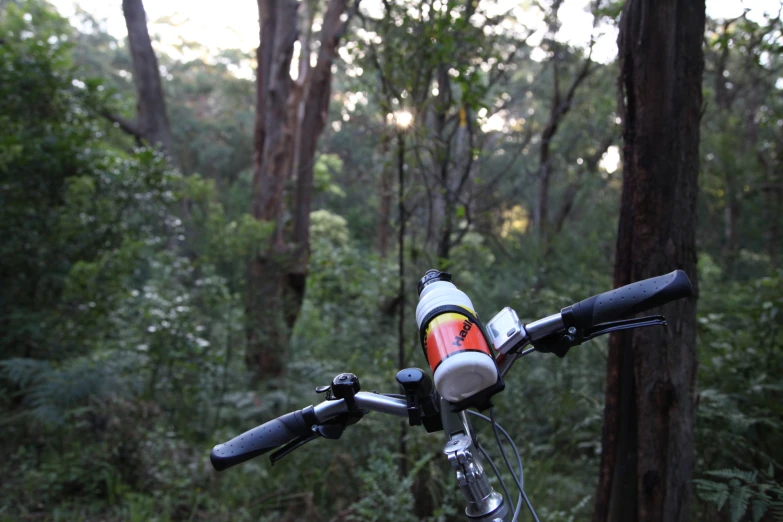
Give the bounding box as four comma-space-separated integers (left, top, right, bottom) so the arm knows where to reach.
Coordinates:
0, 3, 242, 517
1, 3, 175, 362
696, 273, 783, 465
1, 0, 782, 520
693, 270, 783, 521
314, 153, 347, 198
0, 353, 141, 425
695, 467, 783, 522
346, 451, 419, 522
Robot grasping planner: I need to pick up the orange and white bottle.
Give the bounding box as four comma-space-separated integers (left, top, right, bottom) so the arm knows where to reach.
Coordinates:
415, 270, 498, 403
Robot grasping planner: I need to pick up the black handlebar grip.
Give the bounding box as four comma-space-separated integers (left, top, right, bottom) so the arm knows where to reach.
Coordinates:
210, 409, 312, 471
562, 270, 694, 332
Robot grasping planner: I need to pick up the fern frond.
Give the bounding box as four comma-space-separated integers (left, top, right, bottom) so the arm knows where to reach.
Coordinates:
730, 485, 751, 522
695, 479, 730, 511
0, 358, 52, 388
1, 353, 144, 425
751, 497, 769, 522
707, 468, 758, 484
769, 499, 783, 519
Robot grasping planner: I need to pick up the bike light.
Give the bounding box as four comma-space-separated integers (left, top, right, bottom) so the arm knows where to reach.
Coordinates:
487, 307, 526, 354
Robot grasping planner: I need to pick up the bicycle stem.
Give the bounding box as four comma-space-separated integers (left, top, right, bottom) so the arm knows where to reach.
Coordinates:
441, 398, 511, 522
313, 392, 511, 520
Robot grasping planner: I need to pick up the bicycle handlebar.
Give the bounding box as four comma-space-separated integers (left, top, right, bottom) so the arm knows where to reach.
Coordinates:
212, 272, 694, 472
210, 392, 407, 471
211, 269, 694, 522
561, 270, 693, 332
210, 409, 314, 471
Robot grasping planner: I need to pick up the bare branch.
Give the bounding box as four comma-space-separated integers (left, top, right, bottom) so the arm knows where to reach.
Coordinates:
100, 110, 143, 142
551, 132, 614, 234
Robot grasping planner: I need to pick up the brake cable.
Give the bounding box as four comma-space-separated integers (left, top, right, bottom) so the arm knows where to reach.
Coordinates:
469, 409, 538, 522
388, 392, 532, 520
488, 408, 540, 522
475, 436, 518, 520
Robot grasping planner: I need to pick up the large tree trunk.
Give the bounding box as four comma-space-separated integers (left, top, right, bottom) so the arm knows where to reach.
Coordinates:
246, 0, 351, 380
291, 0, 348, 282
121, 0, 176, 159
592, 1, 704, 521
246, 0, 299, 380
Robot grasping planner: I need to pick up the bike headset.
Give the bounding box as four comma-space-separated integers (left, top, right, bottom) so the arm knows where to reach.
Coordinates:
210, 269, 694, 522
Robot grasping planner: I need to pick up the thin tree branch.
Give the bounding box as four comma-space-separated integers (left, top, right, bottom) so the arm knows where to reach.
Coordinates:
100, 110, 143, 142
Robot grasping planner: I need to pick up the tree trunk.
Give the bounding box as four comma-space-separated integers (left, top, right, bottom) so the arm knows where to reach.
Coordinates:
377, 136, 393, 258
121, 0, 176, 160
246, 0, 351, 380
245, 0, 298, 380
534, 19, 593, 242
551, 135, 613, 235
429, 65, 451, 259
291, 0, 348, 285
765, 184, 781, 268
761, 163, 781, 269
722, 190, 739, 278
397, 130, 408, 476
593, 1, 704, 521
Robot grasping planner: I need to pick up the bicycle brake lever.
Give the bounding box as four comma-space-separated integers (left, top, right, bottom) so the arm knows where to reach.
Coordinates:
269, 432, 320, 465
534, 315, 668, 358
315, 422, 347, 439
269, 411, 362, 465
583, 315, 667, 341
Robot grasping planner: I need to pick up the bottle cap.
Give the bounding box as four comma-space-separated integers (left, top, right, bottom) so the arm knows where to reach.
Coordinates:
417, 269, 453, 296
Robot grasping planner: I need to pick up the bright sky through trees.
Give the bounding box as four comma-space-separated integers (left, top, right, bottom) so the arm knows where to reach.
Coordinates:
50, 0, 782, 65
48, 0, 780, 176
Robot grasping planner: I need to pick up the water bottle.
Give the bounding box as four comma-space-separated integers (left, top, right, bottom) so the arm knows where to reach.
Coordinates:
415, 270, 498, 402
